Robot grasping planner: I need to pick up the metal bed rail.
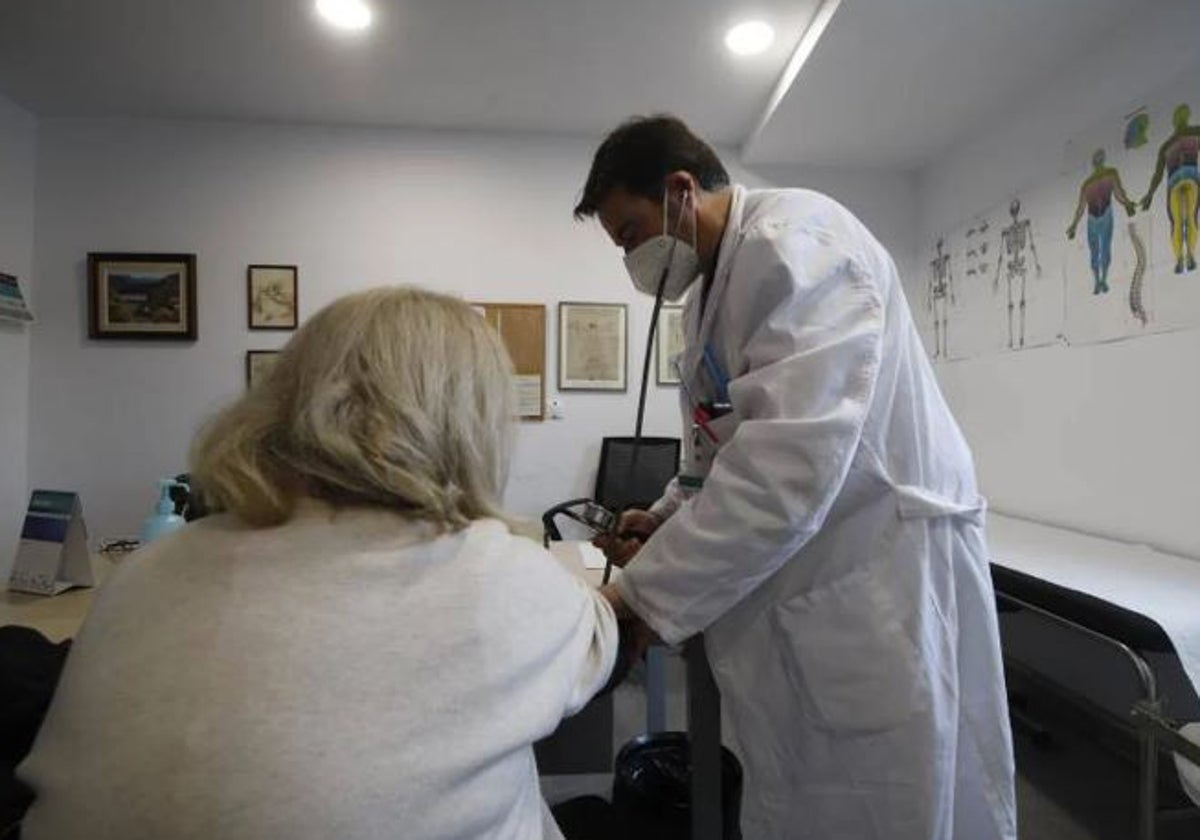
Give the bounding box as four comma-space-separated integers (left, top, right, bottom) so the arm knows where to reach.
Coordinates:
997, 589, 1199, 840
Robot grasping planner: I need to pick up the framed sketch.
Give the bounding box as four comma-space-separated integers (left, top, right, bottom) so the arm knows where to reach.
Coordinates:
88, 252, 197, 340
656, 305, 685, 385
247, 264, 298, 330
558, 302, 627, 391
245, 350, 281, 388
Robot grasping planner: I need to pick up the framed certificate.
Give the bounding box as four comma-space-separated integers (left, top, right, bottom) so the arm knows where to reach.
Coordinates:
558, 302, 627, 391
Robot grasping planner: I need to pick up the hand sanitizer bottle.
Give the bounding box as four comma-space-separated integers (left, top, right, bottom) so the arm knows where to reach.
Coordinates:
140, 479, 187, 545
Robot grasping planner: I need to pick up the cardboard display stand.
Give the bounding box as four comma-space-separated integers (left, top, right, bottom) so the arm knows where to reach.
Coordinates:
8, 490, 94, 596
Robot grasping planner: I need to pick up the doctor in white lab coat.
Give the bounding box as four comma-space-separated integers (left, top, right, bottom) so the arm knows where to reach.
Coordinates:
576, 116, 1017, 840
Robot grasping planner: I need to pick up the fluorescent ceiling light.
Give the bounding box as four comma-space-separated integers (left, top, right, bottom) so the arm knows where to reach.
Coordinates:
740, 0, 843, 159
725, 20, 775, 56
316, 0, 373, 31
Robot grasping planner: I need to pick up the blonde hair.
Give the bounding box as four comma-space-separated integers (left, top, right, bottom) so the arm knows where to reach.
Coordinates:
191, 287, 514, 530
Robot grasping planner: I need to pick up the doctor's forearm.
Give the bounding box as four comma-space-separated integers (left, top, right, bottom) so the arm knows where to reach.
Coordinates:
611, 434, 842, 645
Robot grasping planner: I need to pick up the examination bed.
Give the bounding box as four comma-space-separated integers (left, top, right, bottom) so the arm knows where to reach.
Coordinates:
987, 513, 1200, 840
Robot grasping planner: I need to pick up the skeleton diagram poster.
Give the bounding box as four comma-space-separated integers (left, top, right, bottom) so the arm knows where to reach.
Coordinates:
922, 216, 996, 360
1062, 63, 1200, 343
921, 180, 1065, 360
991, 182, 1067, 353
919, 62, 1200, 360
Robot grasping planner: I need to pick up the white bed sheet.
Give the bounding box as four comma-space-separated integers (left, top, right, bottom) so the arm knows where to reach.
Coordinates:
987, 512, 1200, 701
1178, 723, 1200, 808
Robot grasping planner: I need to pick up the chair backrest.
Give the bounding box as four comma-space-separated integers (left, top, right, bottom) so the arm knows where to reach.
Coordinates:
593, 436, 681, 512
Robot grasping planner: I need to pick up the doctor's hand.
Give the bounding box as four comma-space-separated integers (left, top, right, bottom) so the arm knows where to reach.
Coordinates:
592, 509, 660, 569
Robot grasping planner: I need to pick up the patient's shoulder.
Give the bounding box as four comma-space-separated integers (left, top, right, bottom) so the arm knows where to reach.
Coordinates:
457, 519, 581, 589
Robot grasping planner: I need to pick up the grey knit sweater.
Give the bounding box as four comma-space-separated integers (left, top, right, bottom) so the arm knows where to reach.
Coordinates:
19, 500, 617, 839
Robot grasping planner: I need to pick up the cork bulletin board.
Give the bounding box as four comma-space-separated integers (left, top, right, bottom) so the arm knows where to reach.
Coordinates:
472, 302, 546, 421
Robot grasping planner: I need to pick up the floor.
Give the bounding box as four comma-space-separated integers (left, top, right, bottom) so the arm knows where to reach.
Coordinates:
542, 652, 1200, 839
1009, 673, 1199, 840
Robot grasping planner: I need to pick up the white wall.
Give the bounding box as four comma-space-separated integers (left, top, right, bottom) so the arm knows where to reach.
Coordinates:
26, 120, 676, 538
751, 163, 919, 280
914, 0, 1200, 559
29, 117, 911, 541
0, 94, 36, 577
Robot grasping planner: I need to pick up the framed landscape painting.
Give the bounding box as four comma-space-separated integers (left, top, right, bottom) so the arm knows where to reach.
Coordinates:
88, 252, 197, 340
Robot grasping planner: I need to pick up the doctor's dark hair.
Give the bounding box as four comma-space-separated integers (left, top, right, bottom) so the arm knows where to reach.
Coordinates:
573, 115, 730, 219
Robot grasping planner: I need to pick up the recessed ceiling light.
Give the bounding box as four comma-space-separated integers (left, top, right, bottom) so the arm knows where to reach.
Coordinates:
725, 20, 774, 56
316, 0, 373, 31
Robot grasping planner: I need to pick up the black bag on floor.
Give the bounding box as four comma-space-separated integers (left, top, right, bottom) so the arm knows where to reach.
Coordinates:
550, 794, 618, 840
612, 731, 743, 840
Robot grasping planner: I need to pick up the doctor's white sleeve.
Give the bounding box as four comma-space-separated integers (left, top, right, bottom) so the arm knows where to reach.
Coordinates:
614, 234, 884, 645
648, 477, 686, 521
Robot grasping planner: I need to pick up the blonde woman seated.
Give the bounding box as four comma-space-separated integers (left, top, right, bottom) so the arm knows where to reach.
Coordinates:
18, 288, 618, 840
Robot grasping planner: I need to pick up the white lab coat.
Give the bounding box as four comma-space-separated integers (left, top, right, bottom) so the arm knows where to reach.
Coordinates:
616, 186, 1017, 839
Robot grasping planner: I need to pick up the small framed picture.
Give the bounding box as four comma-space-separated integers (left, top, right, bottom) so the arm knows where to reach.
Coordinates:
88, 252, 197, 340
656, 305, 685, 386
558, 302, 627, 392
247, 264, 298, 330
245, 350, 281, 388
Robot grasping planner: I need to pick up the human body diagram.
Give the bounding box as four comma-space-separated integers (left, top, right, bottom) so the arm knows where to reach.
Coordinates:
927, 237, 954, 358
994, 199, 1042, 349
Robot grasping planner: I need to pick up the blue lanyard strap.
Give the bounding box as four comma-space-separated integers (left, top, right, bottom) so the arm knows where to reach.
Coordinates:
702, 343, 730, 405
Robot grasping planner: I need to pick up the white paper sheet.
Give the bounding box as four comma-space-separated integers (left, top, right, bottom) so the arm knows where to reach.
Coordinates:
514, 374, 542, 419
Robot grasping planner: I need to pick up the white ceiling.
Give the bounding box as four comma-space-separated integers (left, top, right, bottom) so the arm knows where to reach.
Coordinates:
0, 0, 1155, 170
0, 0, 818, 147
746, 0, 1146, 168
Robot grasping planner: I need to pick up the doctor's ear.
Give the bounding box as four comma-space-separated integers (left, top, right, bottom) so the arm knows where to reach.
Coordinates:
664, 171, 697, 203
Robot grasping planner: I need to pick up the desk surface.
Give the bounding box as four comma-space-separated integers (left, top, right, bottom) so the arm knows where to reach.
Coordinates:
0, 556, 115, 641
547, 540, 611, 589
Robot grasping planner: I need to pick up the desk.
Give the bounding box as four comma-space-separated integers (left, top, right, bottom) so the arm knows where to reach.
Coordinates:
0, 557, 114, 640
546, 540, 608, 588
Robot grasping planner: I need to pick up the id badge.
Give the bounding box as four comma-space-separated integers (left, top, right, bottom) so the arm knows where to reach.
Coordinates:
684, 412, 735, 485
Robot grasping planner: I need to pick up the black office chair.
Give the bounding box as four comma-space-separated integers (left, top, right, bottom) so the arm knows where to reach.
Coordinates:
541, 436, 681, 544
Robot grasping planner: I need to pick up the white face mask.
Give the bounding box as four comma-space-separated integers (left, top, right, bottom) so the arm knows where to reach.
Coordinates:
623, 189, 700, 302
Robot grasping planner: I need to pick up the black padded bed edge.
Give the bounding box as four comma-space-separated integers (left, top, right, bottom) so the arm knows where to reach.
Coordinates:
990, 562, 1176, 655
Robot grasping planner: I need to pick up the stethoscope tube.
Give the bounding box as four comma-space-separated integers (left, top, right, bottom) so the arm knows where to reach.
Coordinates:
603, 210, 679, 586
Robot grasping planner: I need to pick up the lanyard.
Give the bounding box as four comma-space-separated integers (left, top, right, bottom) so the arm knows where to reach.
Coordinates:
702, 342, 730, 405
673, 356, 731, 446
